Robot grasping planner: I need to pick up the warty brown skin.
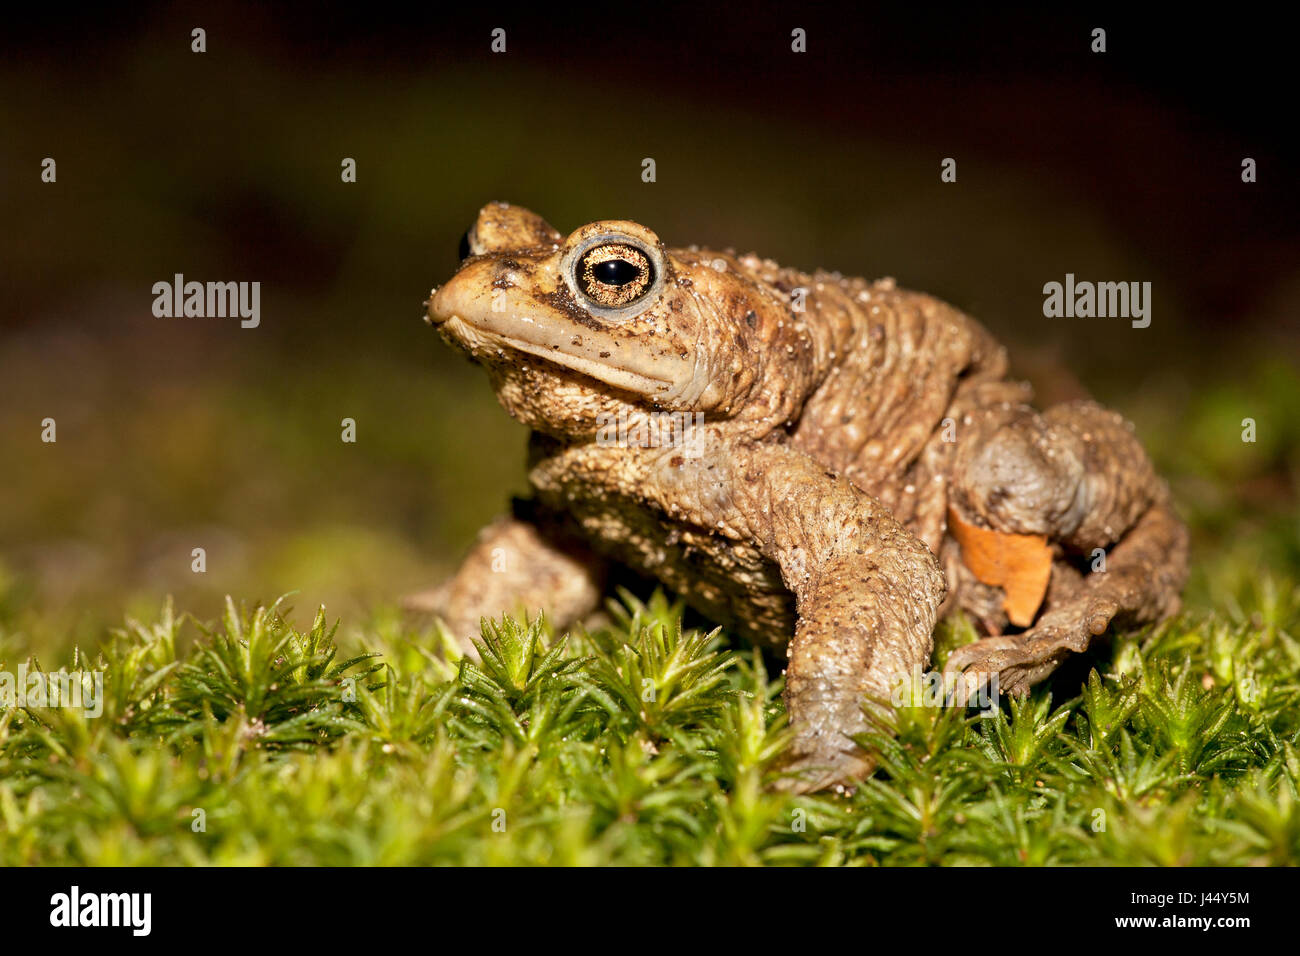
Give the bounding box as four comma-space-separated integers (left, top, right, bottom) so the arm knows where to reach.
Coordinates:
421, 202, 1188, 792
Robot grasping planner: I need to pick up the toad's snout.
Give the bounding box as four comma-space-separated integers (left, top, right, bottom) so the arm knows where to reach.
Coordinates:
426, 278, 463, 327
424, 282, 450, 326
426, 258, 500, 328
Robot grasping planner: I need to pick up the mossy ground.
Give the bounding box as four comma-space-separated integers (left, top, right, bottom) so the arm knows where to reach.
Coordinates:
1, 575, 1297, 866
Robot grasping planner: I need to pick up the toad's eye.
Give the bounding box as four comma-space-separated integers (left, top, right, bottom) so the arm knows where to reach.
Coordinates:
575, 243, 655, 309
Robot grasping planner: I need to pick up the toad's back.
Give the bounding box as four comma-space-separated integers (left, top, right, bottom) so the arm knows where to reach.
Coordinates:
727, 258, 1031, 554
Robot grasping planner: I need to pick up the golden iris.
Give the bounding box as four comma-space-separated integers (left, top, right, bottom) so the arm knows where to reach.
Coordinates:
577, 243, 653, 308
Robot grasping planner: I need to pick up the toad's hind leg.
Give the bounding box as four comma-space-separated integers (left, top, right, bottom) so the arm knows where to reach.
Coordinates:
943, 400, 1188, 700
945, 501, 1187, 699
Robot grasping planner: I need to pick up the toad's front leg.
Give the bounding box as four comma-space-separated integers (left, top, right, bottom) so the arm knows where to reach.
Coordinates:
647, 440, 947, 793
772, 484, 947, 792
778, 539, 946, 791
404, 500, 606, 659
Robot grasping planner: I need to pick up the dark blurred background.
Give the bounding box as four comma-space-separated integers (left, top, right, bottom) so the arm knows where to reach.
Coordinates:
2, 3, 1297, 653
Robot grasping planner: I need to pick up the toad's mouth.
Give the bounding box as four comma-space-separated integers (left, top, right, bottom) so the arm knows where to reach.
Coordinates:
437, 313, 680, 397
428, 281, 700, 401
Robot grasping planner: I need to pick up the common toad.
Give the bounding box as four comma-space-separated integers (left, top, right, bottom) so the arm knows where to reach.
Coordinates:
421, 202, 1188, 792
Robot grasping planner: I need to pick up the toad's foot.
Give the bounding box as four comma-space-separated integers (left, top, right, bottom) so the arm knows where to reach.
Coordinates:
773, 747, 875, 795
942, 598, 1118, 704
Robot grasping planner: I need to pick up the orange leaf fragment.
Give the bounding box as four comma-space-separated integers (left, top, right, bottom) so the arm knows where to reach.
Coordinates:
947, 506, 1052, 628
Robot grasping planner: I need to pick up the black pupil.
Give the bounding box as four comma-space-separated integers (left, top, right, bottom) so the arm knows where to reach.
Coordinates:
592, 258, 640, 286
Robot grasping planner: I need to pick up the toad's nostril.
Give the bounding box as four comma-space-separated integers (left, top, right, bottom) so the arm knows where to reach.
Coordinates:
458, 229, 472, 262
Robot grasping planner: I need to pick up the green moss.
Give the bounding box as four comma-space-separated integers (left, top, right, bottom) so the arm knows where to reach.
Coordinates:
1, 579, 1297, 866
